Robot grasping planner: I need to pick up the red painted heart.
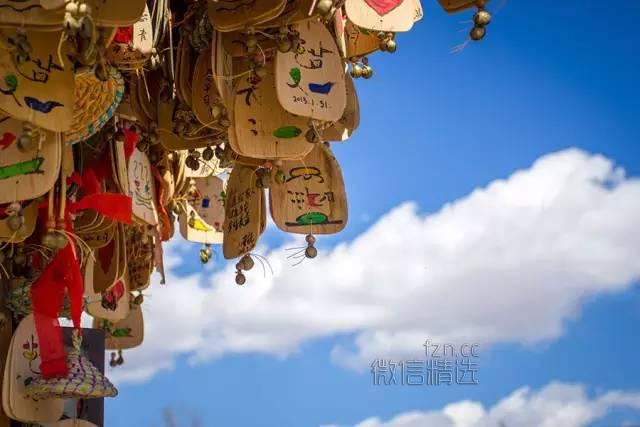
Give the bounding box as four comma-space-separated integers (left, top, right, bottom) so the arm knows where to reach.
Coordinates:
363, 0, 403, 16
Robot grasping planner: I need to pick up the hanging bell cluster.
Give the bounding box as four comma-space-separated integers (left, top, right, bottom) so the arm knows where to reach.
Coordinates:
200, 243, 213, 264
350, 57, 374, 79
378, 32, 397, 53
470, 2, 492, 41
305, 234, 318, 259
235, 254, 255, 286
109, 349, 125, 368
276, 26, 301, 53
4, 202, 25, 233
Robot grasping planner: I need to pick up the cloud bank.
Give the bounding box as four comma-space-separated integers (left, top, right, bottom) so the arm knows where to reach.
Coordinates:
333, 382, 640, 427
111, 148, 640, 383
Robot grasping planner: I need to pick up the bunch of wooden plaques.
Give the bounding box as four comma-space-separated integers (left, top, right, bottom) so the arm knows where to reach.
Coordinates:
0, 0, 491, 424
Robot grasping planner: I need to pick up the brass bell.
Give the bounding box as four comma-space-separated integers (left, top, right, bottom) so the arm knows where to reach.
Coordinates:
385, 39, 397, 53
305, 246, 318, 259
17, 132, 33, 152
473, 10, 491, 26
202, 146, 214, 161
350, 63, 363, 78
235, 271, 246, 286
42, 231, 58, 249
274, 169, 286, 184
361, 65, 373, 79
7, 214, 24, 231
315, 0, 333, 15
470, 26, 486, 41
199, 248, 210, 264
240, 254, 254, 271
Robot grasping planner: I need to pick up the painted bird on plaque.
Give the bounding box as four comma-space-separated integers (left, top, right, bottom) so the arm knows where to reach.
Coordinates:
233, 61, 312, 159
269, 143, 347, 234
0, 29, 73, 132
275, 19, 346, 122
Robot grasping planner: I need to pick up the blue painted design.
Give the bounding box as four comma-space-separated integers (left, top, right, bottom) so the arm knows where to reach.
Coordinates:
308, 82, 335, 94
24, 97, 63, 113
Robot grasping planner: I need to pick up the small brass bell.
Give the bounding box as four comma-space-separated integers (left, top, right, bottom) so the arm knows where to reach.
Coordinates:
199, 248, 210, 264
53, 233, 68, 249
361, 65, 373, 79
315, 0, 333, 14
305, 246, 318, 259
42, 231, 57, 249
254, 66, 267, 79
17, 132, 33, 152
7, 213, 24, 231
136, 139, 149, 152
470, 26, 486, 41
240, 254, 254, 271
202, 146, 214, 161
133, 293, 144, 306
305, 128, 318, 143
474, 10, 491, 26
109, 352, 117, 368
385, 39, 397, 53
235, 271, 246, 286
350, 63, 363, 78
246, 34, 258, 48
278, 37, 293, 53
14, 252, 26, 266
274, 169, 286, 184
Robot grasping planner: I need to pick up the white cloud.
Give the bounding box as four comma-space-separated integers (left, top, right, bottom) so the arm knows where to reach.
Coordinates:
344, 382, 640, 427
110, 148, 640, 383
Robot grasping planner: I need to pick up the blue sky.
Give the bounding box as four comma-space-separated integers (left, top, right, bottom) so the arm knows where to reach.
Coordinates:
106, 2, 640, 426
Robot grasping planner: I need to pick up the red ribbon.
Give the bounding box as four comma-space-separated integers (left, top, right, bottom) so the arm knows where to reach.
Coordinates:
31, 243, 83, 378
113, 26, 134, 44
31, 154, 133, 378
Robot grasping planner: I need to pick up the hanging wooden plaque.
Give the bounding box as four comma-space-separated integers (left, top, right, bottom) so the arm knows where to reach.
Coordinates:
3, 314, 64, 424
95, 304, 144, 351
179, 176, 225, 244
269, 143, 347, 234
233, 61, 312, 159
275, 19, 346, 121
0, 116, 61, 204
223, 166, 265, 259
127, 148, 159, 226
0, 29, 73, 132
